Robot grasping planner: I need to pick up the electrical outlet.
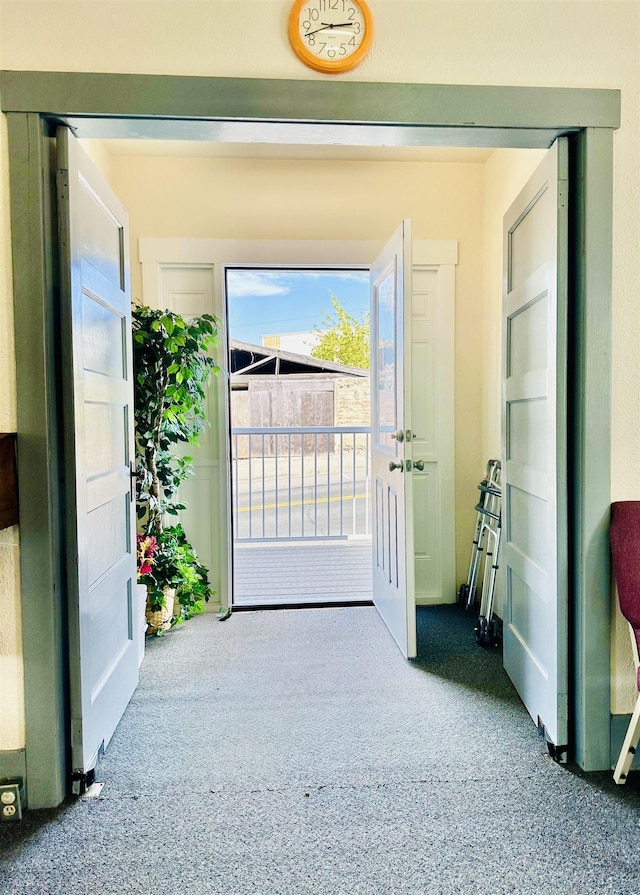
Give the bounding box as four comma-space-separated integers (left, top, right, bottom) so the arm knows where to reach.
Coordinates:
0, 783, 23, 821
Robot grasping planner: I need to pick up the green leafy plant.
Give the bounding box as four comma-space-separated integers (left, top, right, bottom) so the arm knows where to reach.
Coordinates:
132, 306, 220, 535
132, 305, 222, 624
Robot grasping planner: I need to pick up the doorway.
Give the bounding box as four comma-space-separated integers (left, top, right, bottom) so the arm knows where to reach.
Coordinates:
1, 74, 618, 806
225, 266, 373, 608
139, 236, 456, 622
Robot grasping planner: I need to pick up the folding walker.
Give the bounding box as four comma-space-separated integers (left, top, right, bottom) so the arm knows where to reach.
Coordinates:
457, 459, 502, 646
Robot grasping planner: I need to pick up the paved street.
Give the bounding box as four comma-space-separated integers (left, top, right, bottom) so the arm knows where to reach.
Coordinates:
233, 478, 371, 539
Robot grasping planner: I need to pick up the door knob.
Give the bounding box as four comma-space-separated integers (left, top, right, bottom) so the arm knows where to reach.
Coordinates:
412, 459, 425, 471
390, 430, 404, 443
389, 461, 404, 472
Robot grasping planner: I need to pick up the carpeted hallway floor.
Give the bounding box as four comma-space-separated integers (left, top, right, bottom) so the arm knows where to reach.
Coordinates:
2, 604, 640, 894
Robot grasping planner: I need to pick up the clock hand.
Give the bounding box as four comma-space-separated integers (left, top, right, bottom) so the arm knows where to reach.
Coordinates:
305, 23, 334, 37
305, 21, 355, 38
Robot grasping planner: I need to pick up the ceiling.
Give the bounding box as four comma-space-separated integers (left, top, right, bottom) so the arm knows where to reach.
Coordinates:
96, 139, 494, 164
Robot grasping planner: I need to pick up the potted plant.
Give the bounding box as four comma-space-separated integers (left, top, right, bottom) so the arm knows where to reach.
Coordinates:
138, 524, 213, 633
132, 305, 222, 632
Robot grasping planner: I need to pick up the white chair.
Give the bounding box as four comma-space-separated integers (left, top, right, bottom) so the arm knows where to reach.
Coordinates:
610, 501, 640, 784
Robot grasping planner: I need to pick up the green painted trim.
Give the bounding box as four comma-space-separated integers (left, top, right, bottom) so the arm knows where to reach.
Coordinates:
570, 128, 613, 771
0, 71, 621, 130
7, 113, 67, 809
611, 713, 640, 772
0, 750, 27, 786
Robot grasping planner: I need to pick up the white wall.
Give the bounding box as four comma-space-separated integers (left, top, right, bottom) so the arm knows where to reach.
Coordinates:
0, 0, 638, 742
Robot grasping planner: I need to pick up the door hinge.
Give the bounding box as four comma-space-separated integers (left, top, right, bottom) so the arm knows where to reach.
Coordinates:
71, 767, 96, 797
537, 716, 568, 764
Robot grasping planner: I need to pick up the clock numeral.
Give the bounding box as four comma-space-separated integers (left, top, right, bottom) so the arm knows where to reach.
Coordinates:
319, 41, 327, 54
347, 6, 356, 19
307, 34, 316, 46
327, 48, 336, 58
302, 19, 311, 32
309, 8, 320, 20
353, 21, 361, 33
339, 42, 347, 56
348, 35, 356, 46
330, 0, 339, 9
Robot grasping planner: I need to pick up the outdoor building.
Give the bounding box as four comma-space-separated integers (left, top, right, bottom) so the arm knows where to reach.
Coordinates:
230, 338, 369, 458
261, 330, 320, 355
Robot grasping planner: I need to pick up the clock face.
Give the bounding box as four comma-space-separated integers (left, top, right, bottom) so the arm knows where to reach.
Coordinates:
289, 0, 373, 74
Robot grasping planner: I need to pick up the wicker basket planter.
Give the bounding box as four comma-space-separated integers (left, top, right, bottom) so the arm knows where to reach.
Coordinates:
145, 586, 176, 635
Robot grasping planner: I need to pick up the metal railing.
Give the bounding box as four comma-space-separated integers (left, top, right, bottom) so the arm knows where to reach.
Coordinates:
231, 426, 371, 541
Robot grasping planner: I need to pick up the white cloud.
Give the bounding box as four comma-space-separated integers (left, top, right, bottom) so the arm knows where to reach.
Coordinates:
226, 271, 291, 298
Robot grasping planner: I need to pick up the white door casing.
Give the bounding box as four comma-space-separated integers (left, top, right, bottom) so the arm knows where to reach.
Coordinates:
370, 221, 416, 658
501, 140, 569, 750
140, 238, 456, 623
57, 127, 139, 780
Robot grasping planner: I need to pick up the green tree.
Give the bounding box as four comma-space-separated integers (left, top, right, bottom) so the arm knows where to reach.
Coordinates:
311, 294, 370, 369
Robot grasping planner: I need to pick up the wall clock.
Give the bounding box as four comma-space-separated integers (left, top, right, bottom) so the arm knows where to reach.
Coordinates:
288, 0, 374, 74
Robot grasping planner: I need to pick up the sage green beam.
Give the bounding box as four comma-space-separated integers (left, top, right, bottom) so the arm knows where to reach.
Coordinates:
570, 127, 613, 771
7, 112, 67, 808
0, 71, 621, 130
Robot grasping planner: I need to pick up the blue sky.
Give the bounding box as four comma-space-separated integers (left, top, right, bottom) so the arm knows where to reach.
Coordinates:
226, 269, 369, 347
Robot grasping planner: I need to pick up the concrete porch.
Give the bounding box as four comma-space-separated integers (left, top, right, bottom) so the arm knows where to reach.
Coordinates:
233, 540, 373, 607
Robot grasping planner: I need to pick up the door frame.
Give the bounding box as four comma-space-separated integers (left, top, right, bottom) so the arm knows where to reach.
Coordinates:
1, 73, 619, 805
138, 237, 457, 614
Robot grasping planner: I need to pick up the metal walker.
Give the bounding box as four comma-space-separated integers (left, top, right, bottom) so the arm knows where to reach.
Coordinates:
457, 460, 502, 646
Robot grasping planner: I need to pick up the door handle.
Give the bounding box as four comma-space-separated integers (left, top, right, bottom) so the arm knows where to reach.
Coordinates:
390, 429, 419, 443
412, 459, 425, 472
389, 461, 404, 472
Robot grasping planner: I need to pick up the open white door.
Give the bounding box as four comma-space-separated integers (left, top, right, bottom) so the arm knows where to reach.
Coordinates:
57, 127, 139, 788
502, 140, 569, 754
371, 221, 416, 658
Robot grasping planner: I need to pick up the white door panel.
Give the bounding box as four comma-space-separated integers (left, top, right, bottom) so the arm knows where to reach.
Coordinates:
371, 220, 416, 658
502, 139, 568, 751
57, 127, 138, 782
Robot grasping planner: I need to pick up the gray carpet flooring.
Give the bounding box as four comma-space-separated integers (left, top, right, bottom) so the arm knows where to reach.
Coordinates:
2, 605, 640, 894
